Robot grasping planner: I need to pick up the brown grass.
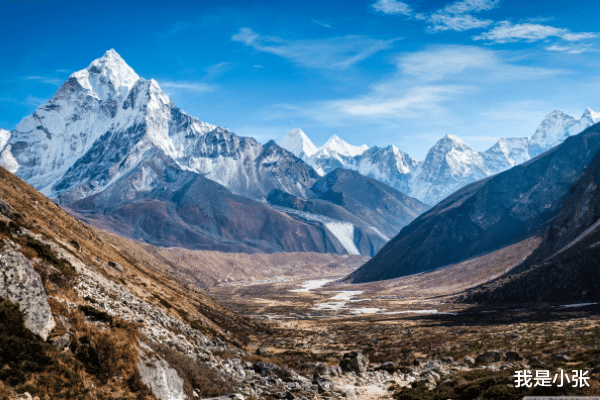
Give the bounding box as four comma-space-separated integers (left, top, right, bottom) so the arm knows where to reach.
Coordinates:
149, 343, 234, 398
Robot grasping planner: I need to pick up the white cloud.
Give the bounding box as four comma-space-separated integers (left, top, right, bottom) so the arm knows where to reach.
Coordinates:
546, 44, 594, 54
474, 21, 598, 43
372, 0, 412, 16
232, 28, 396, 70
282, 46, 568, 124
442, 0, 499, 15
426, 0, 499, 32
324, 85, 465, 119
22, 76, 62, 86
428, 13, 493, 32
398, 46, 565, 82
205, 62, 235, 79
160, 81, 216, 93
312, 19, 332, 28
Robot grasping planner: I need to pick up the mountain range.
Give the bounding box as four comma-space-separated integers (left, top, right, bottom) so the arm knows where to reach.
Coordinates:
345, 121, 600, 284
280, 108, 600, 206
0, 50, 426, 256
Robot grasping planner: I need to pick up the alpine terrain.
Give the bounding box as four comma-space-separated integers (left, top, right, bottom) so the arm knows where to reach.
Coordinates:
0, 50, 426, 256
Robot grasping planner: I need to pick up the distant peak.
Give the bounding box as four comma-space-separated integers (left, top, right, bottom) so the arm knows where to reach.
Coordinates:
279, 127, 318, 158
440, 134, 466, 144
322, 135, 368, 157
289, 127, 307, 136
546, 109, 569, 118
581, 108, 600, 120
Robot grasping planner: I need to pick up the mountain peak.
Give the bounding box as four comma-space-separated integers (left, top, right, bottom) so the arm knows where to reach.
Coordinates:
279, 128, 318, 159
435, 134, 470, 150
322, 135, 368, 157
581, 108, 600, 122
71, 49, 140, 100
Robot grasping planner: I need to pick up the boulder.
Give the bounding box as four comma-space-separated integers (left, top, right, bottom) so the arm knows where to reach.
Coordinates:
0, 248, 56, 340
0, 199, 13, 218
340, 352, 369, 374
476, 350, 503, 363
505, 350, 523, 362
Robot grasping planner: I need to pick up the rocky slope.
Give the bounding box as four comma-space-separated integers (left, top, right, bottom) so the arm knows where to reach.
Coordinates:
0, 166, 380, 400
345, 121, 600, 283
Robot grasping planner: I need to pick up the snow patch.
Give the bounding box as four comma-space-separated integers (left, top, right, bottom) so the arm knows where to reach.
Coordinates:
289, 279, 335, 292
325, 222, 360, 255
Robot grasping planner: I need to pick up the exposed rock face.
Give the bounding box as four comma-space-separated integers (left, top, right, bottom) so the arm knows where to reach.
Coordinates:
0, 248, 56, 340
138, 342, 186, 400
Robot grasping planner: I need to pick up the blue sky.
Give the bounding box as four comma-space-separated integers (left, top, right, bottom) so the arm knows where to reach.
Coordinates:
1, 0, 600, 159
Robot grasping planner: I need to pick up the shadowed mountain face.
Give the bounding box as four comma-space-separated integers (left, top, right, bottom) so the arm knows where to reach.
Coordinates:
467, 146, 600, 303
310, 169, 429, 237
67, 149, 344, 254
267, 169, 429, 256
346, 122, 600, 283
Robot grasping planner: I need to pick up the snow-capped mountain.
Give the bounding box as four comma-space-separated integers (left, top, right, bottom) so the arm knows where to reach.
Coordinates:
0, 50, 427, 256
409, 135, 489, 205
286, 108, 600, 205
278, 128, 318, 160
0, 129, 9, 153
1, 50, 316, 202
482, 137, 531, 172
528, 109, 600, 157
279, 130, 369, 175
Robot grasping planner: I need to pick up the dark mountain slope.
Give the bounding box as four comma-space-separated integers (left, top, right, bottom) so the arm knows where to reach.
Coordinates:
311, 169, 429, 238
67, 149, 345, 254
346, 122, 600, 283
467, 145, 600, 303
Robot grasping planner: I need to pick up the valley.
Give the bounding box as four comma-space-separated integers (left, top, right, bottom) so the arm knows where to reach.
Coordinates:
1, 45, 600, 400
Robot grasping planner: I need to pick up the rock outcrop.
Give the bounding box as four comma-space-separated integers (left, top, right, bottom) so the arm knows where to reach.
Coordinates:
138, 342, 186, 400
0, 248, 55, 340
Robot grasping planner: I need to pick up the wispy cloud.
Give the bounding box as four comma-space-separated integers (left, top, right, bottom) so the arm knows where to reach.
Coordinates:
441, 0, 499, 15
546, 43, 594, 54
232, 28, 397, 70
22, 76, 62, 86
160, 81, 216, 93
205, 61, 236, 79
427, 0, 498, 32
0, 95, 49, 107
474, 21, 598, 43
279, 45, 568, 125
371, 0, 412, 16
398, 46, 565, 82
312, 19, 332, 28
322, 85, 465, 119
428, 13, 492, 32
372, 0, 498, 32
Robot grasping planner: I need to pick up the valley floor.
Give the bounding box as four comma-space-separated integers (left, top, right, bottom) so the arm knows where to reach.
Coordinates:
210, 238, 600, 399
